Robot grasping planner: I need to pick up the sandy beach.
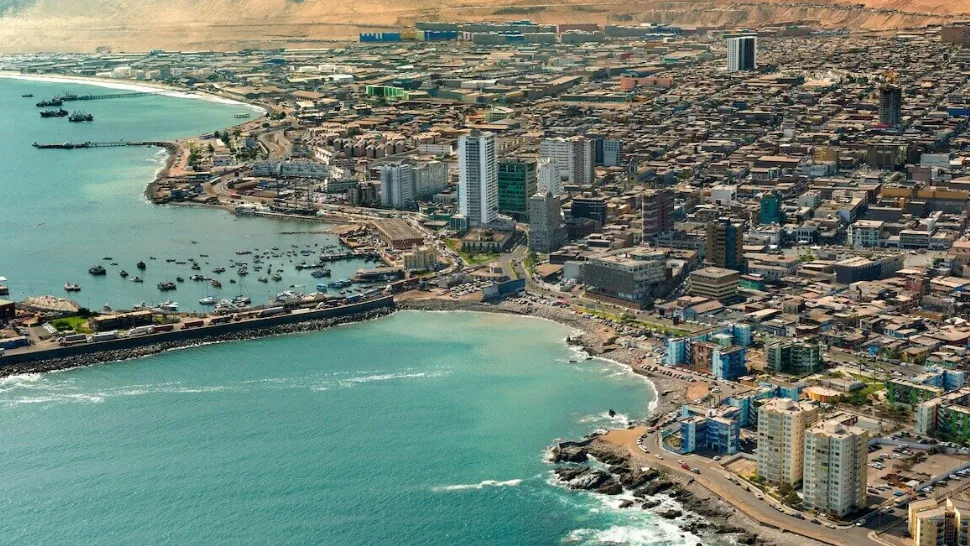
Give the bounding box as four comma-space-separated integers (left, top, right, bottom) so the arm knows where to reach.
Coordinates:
0, 71, 266, 113
396, 296, 691, 418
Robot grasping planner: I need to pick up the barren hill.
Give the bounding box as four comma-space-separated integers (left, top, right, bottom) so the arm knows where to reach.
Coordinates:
0, 0, 964, 53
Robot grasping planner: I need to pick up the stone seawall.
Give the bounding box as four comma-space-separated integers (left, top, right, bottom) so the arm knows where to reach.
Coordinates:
0, 296, 396, 377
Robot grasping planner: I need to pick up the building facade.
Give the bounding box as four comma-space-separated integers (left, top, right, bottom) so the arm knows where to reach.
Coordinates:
583, 250, 667, 305
528, 191, 566, 253
497, 158, 538, 221
726, 34, 757, 72
706, 218, 746, 271
879, 85, 903, 127
757, 398, 820, 487
687, 267, 739, 300
642, 189, 674, 240
540, 136, 595, 186
380, 163, 415, 209
459, 131, 499, 227
803, 416, 868, 517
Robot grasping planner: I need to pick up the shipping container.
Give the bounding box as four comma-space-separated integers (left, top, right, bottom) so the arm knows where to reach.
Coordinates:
153, 323, 175, 332
128, 326, 154, 336
181, 319, 204, 329
209, 315, 233, 325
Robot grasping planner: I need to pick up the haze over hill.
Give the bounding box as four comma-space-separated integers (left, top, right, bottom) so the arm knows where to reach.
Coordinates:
0, 0, 964, 52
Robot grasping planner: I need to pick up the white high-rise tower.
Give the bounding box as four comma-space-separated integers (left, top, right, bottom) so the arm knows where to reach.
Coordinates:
459, 131, 498, 227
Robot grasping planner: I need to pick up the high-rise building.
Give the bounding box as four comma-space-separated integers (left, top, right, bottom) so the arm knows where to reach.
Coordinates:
380, 163, 415, 209
757, 398, 820, 487
540, 136, 595, 186
528, 191, 565, 253
910, 498, 970, 546
459, 131, 499, 227
497, 158, 537, 221
642, 189, 674, 240
879, 85, 902, 127
726, 34, 757, 72
705, 218, 746, 271
803, 415, 868, 517
537, 157, 560, 197
758, 190, 785, 225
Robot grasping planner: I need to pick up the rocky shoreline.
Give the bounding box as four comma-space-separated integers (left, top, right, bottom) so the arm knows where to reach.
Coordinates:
551, 440, 817, 546
0, 307, 393, 378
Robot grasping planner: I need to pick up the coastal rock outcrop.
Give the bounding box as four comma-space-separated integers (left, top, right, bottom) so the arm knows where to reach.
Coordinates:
552, 445, 588, 463
553, 467, 622, 495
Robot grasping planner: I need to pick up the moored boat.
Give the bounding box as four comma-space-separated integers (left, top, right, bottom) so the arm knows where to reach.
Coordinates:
63, 282, 81, 292
88, 265, 106, 275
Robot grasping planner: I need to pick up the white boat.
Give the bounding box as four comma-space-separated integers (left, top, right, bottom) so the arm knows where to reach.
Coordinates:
102, 303, 112, 312
64, 282, 81, 292
199, 296, 216, 305
159, 300, 179, 311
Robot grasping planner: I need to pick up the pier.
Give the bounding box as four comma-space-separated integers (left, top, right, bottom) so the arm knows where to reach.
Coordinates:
34, 92, 156, 106
32, 141, 164, 150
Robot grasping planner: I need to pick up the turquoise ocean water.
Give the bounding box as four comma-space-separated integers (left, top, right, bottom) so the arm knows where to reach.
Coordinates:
0, 78, 709, 545
0, 77, 370, 312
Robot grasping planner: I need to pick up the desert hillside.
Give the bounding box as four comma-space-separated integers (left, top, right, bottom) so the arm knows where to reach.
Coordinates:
0, 0, 963, 53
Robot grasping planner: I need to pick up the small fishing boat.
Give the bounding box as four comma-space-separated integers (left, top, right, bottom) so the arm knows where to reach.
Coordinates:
199, 296, 216, 305
131, 276, 144, 283
64, 282, 81, 292
119, 270, 129, 278
211, 279, 222, 288
88, 265, 106, 275
137, 260, 146, 270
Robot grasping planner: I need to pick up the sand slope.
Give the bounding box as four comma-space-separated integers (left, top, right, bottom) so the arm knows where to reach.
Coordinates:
0, 0, 961, 53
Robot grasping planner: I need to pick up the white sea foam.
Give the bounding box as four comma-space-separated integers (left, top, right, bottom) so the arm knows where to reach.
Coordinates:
433, 479, 523, 492
565, 524, 695, 546
1, 392, 105, 407
578, 411, 633, 428
338, 370, 447, 387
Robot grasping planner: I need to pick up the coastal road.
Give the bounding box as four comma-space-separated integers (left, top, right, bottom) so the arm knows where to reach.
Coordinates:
612, 429, 884, 546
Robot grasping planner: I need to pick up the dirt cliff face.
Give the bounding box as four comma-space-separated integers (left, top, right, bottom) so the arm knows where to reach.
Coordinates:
0, 0, 958, 53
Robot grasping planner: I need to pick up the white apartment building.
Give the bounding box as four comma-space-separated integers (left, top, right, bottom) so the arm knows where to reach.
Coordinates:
459, 132, 499, 227
540, 136, 594, 186
757, 398, 820, 487
802, 416, 868, 517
